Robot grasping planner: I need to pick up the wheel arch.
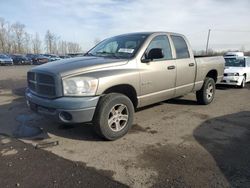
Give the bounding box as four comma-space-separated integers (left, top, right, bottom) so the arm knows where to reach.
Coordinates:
206, 69, 218, 83
243, 73, 247, 79
103, 84, 138, 108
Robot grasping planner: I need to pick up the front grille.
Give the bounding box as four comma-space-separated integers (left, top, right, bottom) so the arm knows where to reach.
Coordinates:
230, 80, 238, 83
38, 74, 54, 84
28, 72, 56, 98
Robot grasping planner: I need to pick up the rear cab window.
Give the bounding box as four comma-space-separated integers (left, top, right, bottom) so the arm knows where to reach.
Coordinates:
170, 35, 190, 59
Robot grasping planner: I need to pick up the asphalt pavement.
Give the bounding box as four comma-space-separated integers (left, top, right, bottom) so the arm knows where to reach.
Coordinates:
0, 65, 250, 187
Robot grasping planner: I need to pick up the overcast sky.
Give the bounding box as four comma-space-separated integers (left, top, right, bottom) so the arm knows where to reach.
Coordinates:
1, 0, 250, 51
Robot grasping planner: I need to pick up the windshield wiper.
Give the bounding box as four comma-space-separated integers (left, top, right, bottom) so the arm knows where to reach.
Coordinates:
84, 52, 95, 56
96, 51, 121, 59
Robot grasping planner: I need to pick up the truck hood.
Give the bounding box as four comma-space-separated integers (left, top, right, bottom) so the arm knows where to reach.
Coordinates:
224, 67, 246, 74
31, 56, 128, 77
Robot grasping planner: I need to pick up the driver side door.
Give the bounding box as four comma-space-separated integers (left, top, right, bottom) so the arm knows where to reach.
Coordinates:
138, 35, 176, 106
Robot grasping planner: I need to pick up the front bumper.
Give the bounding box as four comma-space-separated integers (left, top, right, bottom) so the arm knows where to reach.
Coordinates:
0, 61, 13, 65
25, 89, 100, 123
220, 75, 244, 86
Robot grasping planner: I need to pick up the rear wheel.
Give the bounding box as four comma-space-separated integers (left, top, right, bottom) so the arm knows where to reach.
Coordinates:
93, 93, 134, 140
196, 77, 215, 105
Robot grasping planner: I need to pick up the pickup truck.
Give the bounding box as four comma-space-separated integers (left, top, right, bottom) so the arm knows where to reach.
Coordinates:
26, 32, 225, 140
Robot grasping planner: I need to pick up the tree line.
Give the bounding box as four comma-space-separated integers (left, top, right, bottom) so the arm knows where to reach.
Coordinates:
194, 49, 250, 56
0, 17, 82, 55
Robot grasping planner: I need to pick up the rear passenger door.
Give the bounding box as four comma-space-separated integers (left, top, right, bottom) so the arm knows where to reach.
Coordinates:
170, 35, 196, 96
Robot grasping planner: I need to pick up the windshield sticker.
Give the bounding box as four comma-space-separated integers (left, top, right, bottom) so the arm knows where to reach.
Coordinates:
118, 48, 134, 54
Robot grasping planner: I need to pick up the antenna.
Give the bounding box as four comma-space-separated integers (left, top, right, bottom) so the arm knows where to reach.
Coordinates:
206, 29, 211, 55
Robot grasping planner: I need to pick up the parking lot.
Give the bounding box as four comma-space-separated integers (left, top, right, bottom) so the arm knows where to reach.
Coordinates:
0, 65, 250, 187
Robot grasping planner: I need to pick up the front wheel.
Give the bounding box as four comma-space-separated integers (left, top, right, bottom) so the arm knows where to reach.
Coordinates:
93, 93, 134, 140
240, 76, 246, 88
196, 77, 215, 105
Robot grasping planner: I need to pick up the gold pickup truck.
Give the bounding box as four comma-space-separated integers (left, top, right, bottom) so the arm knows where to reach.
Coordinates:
26, 32, 225, 140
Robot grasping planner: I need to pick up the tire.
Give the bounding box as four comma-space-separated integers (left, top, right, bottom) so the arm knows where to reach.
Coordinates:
196, 77, 215, 105
240, 76, 246, 88
93, 93, 134, 140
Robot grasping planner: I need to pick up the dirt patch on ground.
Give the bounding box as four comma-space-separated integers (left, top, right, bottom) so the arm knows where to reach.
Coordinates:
0, 79, 26, 92
137, 143, 229, 188
0, 135, 127, 188
130, 124, 158, 135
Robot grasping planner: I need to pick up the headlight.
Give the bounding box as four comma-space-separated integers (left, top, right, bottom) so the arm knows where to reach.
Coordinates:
234, 73, 239, 76
63, 77, 98, 96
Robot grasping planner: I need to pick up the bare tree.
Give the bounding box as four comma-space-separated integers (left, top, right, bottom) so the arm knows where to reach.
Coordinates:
12, 22, 25, 53
51, 35, 59, 54
67, 42, 82, 53
0, 17, 83, 55
240, 45, 245, 52
0, 18, 12, 54
0, 17, 6, 53
32, 32, 42, 54
44, 30, 53, 53
5, 23, 14, 53
44, 30, 59, 54
23, 32, 31, 53
58, 40, 68, 55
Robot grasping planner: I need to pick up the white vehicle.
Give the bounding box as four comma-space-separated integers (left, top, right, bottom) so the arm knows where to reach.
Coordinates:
221, 56, 250, 88
224, 51, 244, 57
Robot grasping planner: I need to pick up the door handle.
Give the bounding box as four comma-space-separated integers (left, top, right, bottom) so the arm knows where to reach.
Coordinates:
189, 63, 195, 67
167, 65, 176, 70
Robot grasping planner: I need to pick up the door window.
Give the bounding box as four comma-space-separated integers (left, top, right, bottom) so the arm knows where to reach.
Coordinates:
145, 35, 172, 61
246, 58, 250, 67
171, 35, 190, 59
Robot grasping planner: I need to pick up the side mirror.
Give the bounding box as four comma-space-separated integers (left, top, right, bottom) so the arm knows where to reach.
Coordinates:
142, 48, 164, 63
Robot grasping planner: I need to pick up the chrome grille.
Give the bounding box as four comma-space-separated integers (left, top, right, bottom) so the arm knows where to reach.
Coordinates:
28, 72, 56, 97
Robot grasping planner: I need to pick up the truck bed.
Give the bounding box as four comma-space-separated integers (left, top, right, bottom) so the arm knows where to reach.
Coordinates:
194, 56, 225, 87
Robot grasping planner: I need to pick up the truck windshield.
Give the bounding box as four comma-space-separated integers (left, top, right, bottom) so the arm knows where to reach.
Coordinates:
225, 58, 245, 67
87, 34, 149, 59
